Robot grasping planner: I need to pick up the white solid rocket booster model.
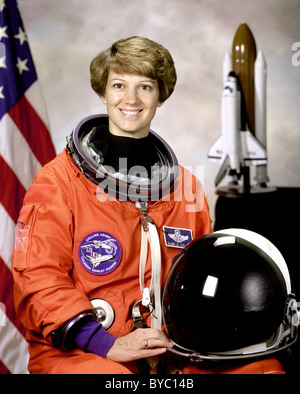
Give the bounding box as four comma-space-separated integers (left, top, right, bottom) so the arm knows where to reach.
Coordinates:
208, 23, 269, 193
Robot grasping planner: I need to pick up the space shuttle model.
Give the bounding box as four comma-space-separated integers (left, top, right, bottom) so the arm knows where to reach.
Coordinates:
208, 23, 270, 194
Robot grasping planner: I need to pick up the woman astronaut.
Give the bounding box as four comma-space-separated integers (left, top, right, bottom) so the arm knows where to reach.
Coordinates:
11, 36, 212, 374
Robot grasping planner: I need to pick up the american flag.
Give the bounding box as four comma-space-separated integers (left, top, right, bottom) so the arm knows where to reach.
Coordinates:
0, 0, 56, 374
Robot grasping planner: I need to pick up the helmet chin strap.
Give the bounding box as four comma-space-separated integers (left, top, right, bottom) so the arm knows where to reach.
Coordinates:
134, 200, 162, 373
138, 208, 162, 330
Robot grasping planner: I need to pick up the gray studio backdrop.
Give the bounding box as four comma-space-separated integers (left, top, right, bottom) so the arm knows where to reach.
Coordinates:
18, 0, 300, 223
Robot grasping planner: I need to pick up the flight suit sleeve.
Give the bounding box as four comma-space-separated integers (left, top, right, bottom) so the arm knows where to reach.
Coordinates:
198, 193, 214, 236
11, 168, 92, 342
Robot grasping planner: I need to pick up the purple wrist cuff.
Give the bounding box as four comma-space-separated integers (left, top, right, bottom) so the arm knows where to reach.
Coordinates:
74, 318, 117, 358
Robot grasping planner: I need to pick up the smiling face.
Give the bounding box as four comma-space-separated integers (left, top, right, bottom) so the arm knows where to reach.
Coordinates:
100, 71, 164, 139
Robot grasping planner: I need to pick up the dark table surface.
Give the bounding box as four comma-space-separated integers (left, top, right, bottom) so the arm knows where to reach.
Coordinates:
214, 187, 300, 375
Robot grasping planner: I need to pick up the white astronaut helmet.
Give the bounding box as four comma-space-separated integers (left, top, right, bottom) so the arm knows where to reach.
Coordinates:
162, 228, 299, 363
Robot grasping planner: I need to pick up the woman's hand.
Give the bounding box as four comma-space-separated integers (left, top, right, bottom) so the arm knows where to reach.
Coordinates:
106, 328, 173, 363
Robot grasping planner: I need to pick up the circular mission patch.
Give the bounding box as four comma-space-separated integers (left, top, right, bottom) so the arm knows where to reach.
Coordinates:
78, 231, 122, 275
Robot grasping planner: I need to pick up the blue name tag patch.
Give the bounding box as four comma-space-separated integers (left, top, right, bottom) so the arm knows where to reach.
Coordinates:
163, 226, 193, 249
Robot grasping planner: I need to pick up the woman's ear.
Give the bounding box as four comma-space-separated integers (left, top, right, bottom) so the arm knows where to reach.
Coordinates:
100, 95, 107, 105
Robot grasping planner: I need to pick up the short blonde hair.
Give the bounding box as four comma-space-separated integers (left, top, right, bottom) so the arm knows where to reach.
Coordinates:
90, 36, 177, 103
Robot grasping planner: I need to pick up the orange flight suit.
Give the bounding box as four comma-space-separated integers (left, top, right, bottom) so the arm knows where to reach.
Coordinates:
11, 148, 212, 374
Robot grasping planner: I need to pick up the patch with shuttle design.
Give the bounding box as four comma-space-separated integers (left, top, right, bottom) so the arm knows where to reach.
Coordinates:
78, 231, 122, 275
163, 226, 193, 249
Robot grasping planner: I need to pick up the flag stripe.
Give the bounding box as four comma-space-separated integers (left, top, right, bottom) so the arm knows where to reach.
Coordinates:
0, 360, 10, 374
8, 95, 56, 166
0, 0, 56, 374
0, 156, 26, 223
0, 257, 25, 336
0, 203, 16, 270
0, 113, 42, 190
25, 81, 50, 129
0, 314, 29, 374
